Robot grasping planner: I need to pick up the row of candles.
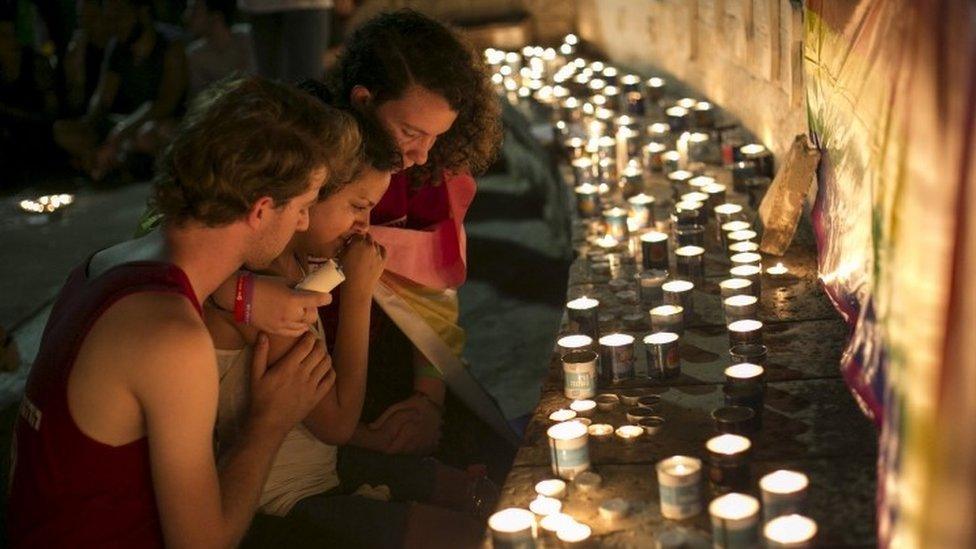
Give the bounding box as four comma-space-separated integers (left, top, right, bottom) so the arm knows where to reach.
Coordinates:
486, 35, 813, 548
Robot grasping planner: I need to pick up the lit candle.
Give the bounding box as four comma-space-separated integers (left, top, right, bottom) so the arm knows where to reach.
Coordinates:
644, 331, 681, 380
726, 229, 758, 249
587, 423, 614, 440
674, 223, 706, 248
729, 343, 769, 366
595, 233, 620, 250
650, 305, 684, 335
636, 269, 669, 307
625, 406, 657, 423
711, 405, 758, 435
644, 141, 667, 171
662, 280, 695, 315
638, 415, 665, 435
730, 252, 763, 270
702, 182, 727, 210
535, 479, 568, 499
615, 424, 643, 443
681, 191, 710, 204
767, 262, 789, 276
676, 97, 698, 109
488, 508, 536, 548
729, 265, 762, 296
530, 495, 563, 517
557, 334, 593, 354
723, 294, 759, 323
662, 150, 681, 173
556, 521, 592, 545
673, 199, 705, 227
740, 143, 773, 177
714, 203, 744, 226
598, 333, 636, 383
665, 105, 689, 131
709, 493, 761, 548
676, 131, 691, 168
640, 231, 669, 270
667, 169, 694, 197
760, 470, 809, 521
721, 220, 752, 235
599, 497, 630, 520
549, 409, 578, 422
687, 132, 711, 164
539, 512, 575, 536
706, 434, 753, 491
547, 420, 590, 479
570, 399, 597, 417
627, 193, 655, 229
764, 514, 817, 548
562, 350, 598, 400
656, 456, 703, 519
646, 76, 666, 102
674, 245, 705, 283
603, 207, 630, 241
725, 363, 766, 401
567, 296, 599, 340
731, 160, 757, 192
728, 241, 760, 254
728, 319, 764, 347
719, 278, 753, 298
574, 182, 600, 218
693, 101, 715, 127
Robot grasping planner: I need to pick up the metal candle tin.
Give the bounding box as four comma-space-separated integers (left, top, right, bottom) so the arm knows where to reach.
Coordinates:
729, 343, 769, 366
636, 269, 669, 306
567, 296, 600, 340
561, 350, 599, 399
662, 280, 695, 316
706, 434, 753, 492
709, 493, 761, 548
675, 245, 705, 283
728, 319, 764, 346
650, 305, 684, 335
644, 332, 681, 379
640, 231, 669, 270
598, 333, 636, 384
760, 470, 810, 522
656, 456, 703, 520
723, 294, 759, 323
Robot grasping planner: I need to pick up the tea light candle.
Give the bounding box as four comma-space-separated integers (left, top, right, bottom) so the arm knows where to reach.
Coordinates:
650, 305, 684, 335
727, 230, 759, 252
662, 150, 681, 172
714, 203, 744, 226
706, 434, 753, 491
636, 269, 669, 306
567, 296, 599, 339
562, 350, 598, 400
723, 295, 759, 323
644, 331, 681, 379
711, 405, 758, 435
728, 319, 764, 346
573, 417, 592, 427
662, 280, 695, 315
656, 456, 703, 519
599, 498, 630, 520
767, 262, 789, 277
709, 493, 761, 548
595, 233, 620, 251
625, 406, 657, 423
556, 521, 592, 545
530, 495, 563, 517
535, 479, 568, 499
719, 278, 753, 298
569, 475, 602, 500
615, 425, 643, 443
540, 512, 575, 535
594, 393, 619, 411
574, 183, 600, 218
764, 514, 817, 548
619, 159, 643, 196
730, 252, 762, 270
489, 508, 536, 548
570, 399, 597, 417
599, 333, 636, 383
627, 193, 655, 229
721, 220, 752, 249
603, 207, 630, 240
557, 334, 593, 354
729, 343, 769, 366
760, 470, 809, 520
587, 423, 614, 440
728, 241, 759, 254
638, 415, 665, 435
637, 394, 661, 408
549, 409, 578, 422
729, 265, 762, 296
675, 245, 705, 283
618, 389, 642, 406
547, 420, 590, 479
640, 231, 670, 270
644, 141, 667, 171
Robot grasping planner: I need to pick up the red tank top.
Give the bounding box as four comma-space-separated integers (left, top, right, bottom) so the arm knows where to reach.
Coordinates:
7, 259, 201, 548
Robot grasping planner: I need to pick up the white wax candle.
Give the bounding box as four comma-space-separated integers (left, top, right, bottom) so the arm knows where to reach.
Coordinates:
640, 231, 668, 243
570, 399, 597, 415
615, 425, 643, 442
722, 220, 752, 233
557, 334, 592, 350
645, 141, 666, 153
761, 470, 809, 495
599, 333, 635, 347
731, 252, 763, 266
657, 456, 703, 519
725, 363, 765, 382
647, 77, 665, 88
539, 512, 575, 533
728, 319, 763, 335
720, 278, 753, 293
556, 521, 592, 543
644, 331, 680, 345
587, 423, 614, 438
668, 169, 693, 182
666, 106, 689, 118
549, 409, 578, 422
595, 234, 620, 249
703, 182, 727, 195
675, 245, 705, 258
567, 296, 599, 311
535, 479, 567, 499
741, 143, 767, 156
767, 262, 789, 276
690, 175, 716, 188
725, 295, 758, 308
730, 265, 762, 278
729, 241, 760, 253
488, 508, 536, 544
707, 434, 752, 455
710, 493, 761, 547
764, 514, 817, 547
529, 495, 563, 516
681, 191, 710, 203
677, 97, 697, 109
728, 229, 759, 242
662, 280, 694, 293
628, 193, 655, 206
715, 203, 743, 216
296, 259, 345, 293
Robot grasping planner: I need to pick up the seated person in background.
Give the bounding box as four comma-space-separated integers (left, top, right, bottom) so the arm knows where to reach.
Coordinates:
7, 77, 361, 547
183, 0, 256, 99
207, 107, 485, 548
53, 0, 187, 180
63, 0, 111, 116
0, 5, 58, 177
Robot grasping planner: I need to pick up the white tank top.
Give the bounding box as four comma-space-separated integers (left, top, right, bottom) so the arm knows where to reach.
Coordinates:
214, 327, 339, 516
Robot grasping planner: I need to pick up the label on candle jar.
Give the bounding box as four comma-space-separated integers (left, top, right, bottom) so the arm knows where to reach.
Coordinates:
659, 483, 702, 520
548, 422, 590, 480
562, 351, 598, 399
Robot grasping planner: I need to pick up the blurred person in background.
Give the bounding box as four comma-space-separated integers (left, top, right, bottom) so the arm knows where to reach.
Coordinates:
239, 0, 332, 82
183, 0, 255, 98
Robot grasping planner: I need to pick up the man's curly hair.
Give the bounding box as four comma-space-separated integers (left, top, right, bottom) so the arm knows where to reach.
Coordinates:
330, 9, 502, 185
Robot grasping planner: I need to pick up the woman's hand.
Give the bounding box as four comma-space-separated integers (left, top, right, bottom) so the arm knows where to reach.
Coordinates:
339, 234, 386, 298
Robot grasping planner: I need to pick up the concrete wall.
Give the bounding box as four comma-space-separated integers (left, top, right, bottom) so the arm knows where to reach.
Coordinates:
574, 0, 808, 158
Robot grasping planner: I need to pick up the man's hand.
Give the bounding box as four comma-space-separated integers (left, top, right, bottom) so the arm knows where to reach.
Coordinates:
248, 332, 336, 433
368, 393, 442, 455
339, 234, 386, 298
250, 275, 333, 337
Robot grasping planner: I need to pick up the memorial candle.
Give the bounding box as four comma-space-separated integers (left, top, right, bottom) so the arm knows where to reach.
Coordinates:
740, 143, 773, 177
709, 493, 761, 548
599, 333, 636, 383
650, 305, 684, 335
574, 183, 600, 219
714, 203, 744, 226
728, 241, 759, 254
557, 334, 593, 354
662, 150, 681, 173
693, 100, 715, 127
723, 294, 759, 323
644, 331, 681, 379
535, 479, 568, 499
569, 399, 597, 417
662, 280, 695, 315
529, 495, 563, 517
729, 265, 762, 296
675, 245, 705, 283
636, 269, 669, 306
657, 456, 703, 519
728, 319, 764, 346
645, 76, 666, 102
567, 296, 599, 339
603, 207, 630, 240
547, 420, 590, 479
764, 515, 817, 548
760, 470, 809, 520
665, 105, 689, 131
562, 350, 598, 399
489, 508, 536, 548
706, 434, 753, 492
628, 193, 655, 228
556, 521, 592, 546
724, 362, 766, 392
644, 141, 667, 171
719, 278, 754, 298
640, 231, 670, 270
549, 409, 577, 422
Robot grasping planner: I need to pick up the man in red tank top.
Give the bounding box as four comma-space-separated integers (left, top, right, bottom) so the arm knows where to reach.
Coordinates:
7, 77, 361, 547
